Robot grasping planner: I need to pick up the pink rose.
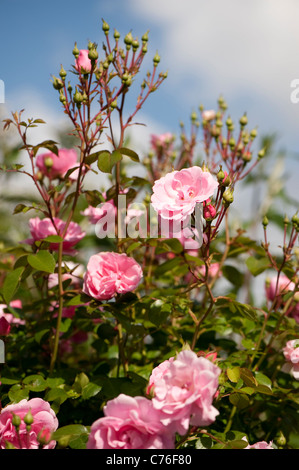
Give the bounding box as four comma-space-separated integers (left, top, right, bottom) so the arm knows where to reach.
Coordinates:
266, 274, 295, 302
75, 49, 93, 73
282, 339, 299, 379
36, 148, 79, 180
146, 357, 175, 395
23, 217, 85, 254
0, 398, 58, 449
150, 350, 221, 435
151, 166, 218, 222
83, 252, 142, 300
243, 437, 274, 449
87, 394, 174, 449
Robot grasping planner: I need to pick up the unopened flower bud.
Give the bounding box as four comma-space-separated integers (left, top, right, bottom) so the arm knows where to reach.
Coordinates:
88, 48, 99, 62
110, 99, 117, 109
211, 125, 221, 139
262, 215, 269, 227
102, 20, 110, 35
292, 213, 299, 226
124, 31, 133, 48
217, 167, 225, 181
250, 128, 258, 139
114, 29, 120, 40
153, 51, 160, 67
276, 431, 286, 447
203, 200, 217, 221
72, 43, 79, 59
142, 31, 149, 43
59, 91, 66, 104
24, 409, 34, 428
12, 413, 21, 430
37, 428, 52, 447
242, 151, 252, 162
226, 116, 233, 128
258, 148, 266, 159
73, 88, 83, 105
132, 38, 139, 52
239, 113, 248, 127
59, 65, 67, 80
52, 76, 64, 90
191, 111, 197, 123
229, 137, 235, 149
222, 188, 234, 206
44, 157, 54, 169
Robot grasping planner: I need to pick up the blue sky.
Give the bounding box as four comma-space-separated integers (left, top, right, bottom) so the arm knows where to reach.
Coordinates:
1, 0, 299, 187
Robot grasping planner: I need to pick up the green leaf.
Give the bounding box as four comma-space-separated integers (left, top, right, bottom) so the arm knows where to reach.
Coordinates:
3, 266, 25, 304
23, 374, 48, 392
240, 368, 258, 388
42, 235, 64, 243
97, 149, 122, 173
8, 384, 29, 403
27, 250, 56, 273
119, 147, 140, 162
246, 256, 270, 276
229, 392, 250, 409
255, 371, 272, 388
52, 424, 89, 449
227, 366, 241, 383
81, 382, 102, 400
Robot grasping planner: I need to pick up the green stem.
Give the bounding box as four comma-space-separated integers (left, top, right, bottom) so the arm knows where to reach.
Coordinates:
49, 240, 64, 374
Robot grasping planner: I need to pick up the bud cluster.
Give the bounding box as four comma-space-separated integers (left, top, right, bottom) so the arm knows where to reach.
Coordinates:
51, 19, 167, 155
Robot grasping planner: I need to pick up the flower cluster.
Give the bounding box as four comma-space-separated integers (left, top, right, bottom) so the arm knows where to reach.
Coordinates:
87, 350, 220, 449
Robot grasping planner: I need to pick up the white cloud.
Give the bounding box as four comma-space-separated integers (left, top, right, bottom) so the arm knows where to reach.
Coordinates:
130, 0, 299, 149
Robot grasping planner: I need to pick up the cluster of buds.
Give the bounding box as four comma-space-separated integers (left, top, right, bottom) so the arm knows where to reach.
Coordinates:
199, 97, 266, 189
10, 411, 52, 449
51, 19, 167, 155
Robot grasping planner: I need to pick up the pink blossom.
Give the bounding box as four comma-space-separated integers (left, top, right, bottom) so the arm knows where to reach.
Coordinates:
202, 110, 216, 121
282, 339, 299, 379
198, 263, 222, 280
146, 357, 175, 395
23, 217, 85, 254
266, 274, 299, 322
150, 349, 221, 435
48, 262, 84, 290
203, 198, 217, 220
83, 252, 143, 300
0, 398, 58, 449
87, 394, 174, 449
151, 166, 218, 222
75, 49, 93, 73
36, 148, 79, 180
81, 202, 116, 224
150, 133, 174, 151
243, 437, 274, 449
0, 300, 25, 335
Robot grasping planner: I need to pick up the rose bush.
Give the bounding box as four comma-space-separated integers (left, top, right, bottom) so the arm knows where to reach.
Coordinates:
0, 19, 298, 451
